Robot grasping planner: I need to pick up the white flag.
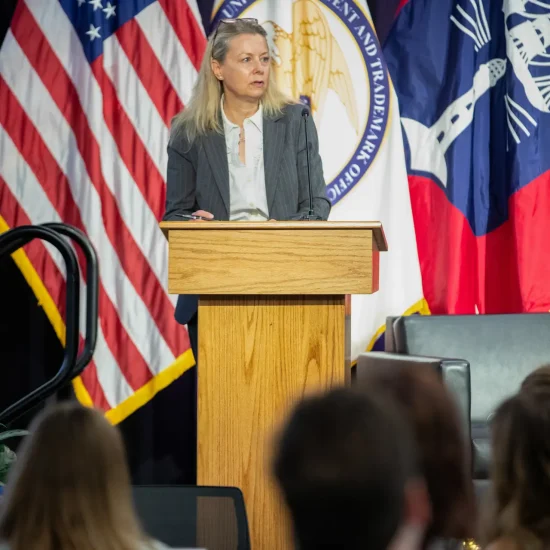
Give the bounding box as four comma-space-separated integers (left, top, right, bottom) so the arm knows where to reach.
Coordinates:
213, 0, 427, 358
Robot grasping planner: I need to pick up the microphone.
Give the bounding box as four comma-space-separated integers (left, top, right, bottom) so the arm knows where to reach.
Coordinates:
300, 107, 322, 221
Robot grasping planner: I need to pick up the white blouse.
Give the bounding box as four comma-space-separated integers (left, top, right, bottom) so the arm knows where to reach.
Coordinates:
221, 97, 269, 221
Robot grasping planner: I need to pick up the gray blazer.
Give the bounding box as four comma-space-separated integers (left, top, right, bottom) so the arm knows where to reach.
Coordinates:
164, 103, 331, 222
164, 103, 331, 327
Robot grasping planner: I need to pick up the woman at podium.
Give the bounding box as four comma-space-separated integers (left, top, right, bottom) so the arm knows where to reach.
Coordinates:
163, 17, 331, 345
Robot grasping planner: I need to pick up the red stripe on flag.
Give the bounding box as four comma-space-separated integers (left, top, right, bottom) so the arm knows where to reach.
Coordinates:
0, 74, 153, 392
12, 4, 164, 222
116, 18, 184, 126
10, 2, 188, 359
79, 364, 111, 412
0, 177, 111, 412
80, 363, 112, 412
157, 0, 206, 72
0, 178, 66, 317
90, 60, 167, 221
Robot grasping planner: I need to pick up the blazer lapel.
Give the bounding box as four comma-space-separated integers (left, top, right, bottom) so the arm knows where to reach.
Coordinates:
263, 114, 286, 213
203, 130, 230, 216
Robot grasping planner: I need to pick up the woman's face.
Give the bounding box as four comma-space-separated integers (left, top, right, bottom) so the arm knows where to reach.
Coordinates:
212, 33, 271, 102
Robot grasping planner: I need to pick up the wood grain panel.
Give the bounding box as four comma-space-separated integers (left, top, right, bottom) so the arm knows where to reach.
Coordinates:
167, 228, 375, 295
197, 295, 348, 550
196, 496, 238, 550
161, 220, 388, 252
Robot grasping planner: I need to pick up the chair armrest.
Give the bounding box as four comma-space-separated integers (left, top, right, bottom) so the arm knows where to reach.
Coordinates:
385, 316, 400, 351
355, 352, 472, 471
356, 351, 470, 377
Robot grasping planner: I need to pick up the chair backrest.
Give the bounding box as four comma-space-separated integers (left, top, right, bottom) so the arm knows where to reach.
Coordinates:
356, 352, 472, 468
389, 313, 550, 478
389, 314, 550, 424
132, 485, 250, 550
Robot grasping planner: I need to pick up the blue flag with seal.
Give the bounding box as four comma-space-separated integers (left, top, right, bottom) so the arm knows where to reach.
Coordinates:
383, 0, 550, 315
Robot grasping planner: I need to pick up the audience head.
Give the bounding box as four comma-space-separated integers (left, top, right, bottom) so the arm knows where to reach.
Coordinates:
0, 402, 146, 550
520, 363, 550, 394
273, 387, 430, 550
359, 365, 476, 545
482, 364, 550, 550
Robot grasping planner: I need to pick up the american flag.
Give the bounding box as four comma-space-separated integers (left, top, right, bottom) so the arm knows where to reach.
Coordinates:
0, 0, 206, 423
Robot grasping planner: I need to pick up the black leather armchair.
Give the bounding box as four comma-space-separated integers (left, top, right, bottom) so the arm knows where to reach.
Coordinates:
355, 352, 471, 468
357, 313, 550, 485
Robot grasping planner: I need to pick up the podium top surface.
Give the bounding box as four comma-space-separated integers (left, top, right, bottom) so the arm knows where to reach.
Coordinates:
160, 220, 388, 251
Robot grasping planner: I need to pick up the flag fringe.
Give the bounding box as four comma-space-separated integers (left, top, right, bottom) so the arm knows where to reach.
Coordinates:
350, 297, 431, 367
77, 349, 196, 425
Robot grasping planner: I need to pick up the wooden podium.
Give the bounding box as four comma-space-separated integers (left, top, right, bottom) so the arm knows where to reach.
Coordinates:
161, 221, 387, 550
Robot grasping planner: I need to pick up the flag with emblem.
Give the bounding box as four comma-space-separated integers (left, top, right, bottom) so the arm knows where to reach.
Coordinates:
0, 0, 204, 422
211, 0, 427, 357
385, 0, 550, 314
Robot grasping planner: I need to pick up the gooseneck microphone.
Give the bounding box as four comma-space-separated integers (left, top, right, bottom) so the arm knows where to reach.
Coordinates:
300, 107, 322, 221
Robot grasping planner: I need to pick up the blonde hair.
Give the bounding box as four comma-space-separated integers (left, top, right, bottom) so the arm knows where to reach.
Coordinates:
0, 403, 150, 550
173, 18, 292, 143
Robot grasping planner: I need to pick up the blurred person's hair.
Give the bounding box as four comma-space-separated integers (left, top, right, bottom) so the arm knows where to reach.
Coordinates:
0, 402, 152, 550
482, 365, 550, 550
273, 387, 421, 550
520, 363, 550, 394
359, 365, 476, 545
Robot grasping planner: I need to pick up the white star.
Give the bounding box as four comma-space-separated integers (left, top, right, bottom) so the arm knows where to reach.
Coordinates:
85, 24, 101, 41
102, 2, 116, 19
77, 0, 85, 6
89, 0, 103, 11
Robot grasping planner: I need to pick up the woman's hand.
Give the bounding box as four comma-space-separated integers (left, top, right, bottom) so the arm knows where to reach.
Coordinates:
192, 210, 214, 221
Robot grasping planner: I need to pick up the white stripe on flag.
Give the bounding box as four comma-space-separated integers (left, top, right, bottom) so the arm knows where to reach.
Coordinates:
136, 2, 198, 107
0, 33, 177, 375
183, 0, 205, 37
0, 125, 128, 407
23, 0, 173, 294
103, 33, 170, 176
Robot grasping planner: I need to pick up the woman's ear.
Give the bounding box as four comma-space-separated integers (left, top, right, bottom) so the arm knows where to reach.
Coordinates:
211, 58, 223, 81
